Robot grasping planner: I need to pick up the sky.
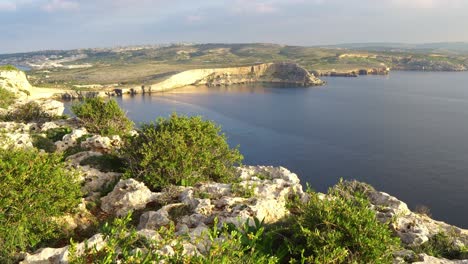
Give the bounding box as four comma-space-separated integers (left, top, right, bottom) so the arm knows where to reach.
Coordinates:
1, 0, 468, 53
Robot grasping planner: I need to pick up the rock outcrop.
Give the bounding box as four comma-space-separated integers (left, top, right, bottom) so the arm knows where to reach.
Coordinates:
0, 69, 32, 98
149, 62, 324, 92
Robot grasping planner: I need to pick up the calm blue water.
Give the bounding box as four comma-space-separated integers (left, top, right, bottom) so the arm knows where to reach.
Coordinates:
68, 71, 468, 227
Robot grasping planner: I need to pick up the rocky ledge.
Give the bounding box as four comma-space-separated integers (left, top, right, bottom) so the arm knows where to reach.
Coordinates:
147, 62, 324, 92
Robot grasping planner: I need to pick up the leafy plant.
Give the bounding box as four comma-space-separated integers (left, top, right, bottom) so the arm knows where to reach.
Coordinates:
69, 214, 279, 264
0, 87, 16, 108
46, 127, 72, 142
79, 154, 125, 173
0, 65, 19, 71
71, 97, 133, 136
32, 134, 57, 153
0, 148, 82, 263
415, 231, 468, 259
284, 188, 400, 263
4, 101, 51, 123
122, 113, 243, 191
231, 182, 256, 198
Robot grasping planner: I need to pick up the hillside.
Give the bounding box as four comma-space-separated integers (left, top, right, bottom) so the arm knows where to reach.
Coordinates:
0, 43, 467, 90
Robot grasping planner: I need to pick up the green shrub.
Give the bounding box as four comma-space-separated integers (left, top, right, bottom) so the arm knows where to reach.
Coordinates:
0, 65, 19, 71
122, 113, 243, 190
32, 134, 57, 153
415, 231, 468, 259
5, 101, 51, 123
0, 87, 16, 108
46, 127, 72, 142
79, 154, 125, 172
0, 148, 82, 263
284, 188, 400, 263
71, 97, 133, 136
69, 214, 278, 264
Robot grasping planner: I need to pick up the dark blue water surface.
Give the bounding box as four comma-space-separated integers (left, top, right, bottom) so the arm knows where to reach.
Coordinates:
73, 71, 468, 227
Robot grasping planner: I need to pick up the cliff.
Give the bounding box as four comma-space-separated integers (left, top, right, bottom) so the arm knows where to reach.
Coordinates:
148, 62, 324, 92
0, 69, 32, 98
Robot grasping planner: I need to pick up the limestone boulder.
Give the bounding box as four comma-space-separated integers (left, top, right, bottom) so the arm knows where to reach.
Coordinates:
101, 179, 159, 217
138, 209, 171, 230
55, 128, 88, 152
21, 234, 104, 264
80, 135, 121, 153
35, 99, 65, 117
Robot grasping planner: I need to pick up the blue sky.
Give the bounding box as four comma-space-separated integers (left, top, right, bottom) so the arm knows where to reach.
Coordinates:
1, 0, 467, 53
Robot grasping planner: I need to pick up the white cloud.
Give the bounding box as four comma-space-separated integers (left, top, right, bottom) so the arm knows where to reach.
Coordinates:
0, 2, 16, 11
388, 0, 464, 8
42, 0, 79, 12
233, 0, 279, 14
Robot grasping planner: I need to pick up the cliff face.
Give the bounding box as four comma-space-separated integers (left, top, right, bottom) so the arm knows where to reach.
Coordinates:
150, 62, 324, 92
0, 70, 32, 98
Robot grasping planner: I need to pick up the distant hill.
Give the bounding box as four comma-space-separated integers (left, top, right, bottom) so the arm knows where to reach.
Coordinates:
326, 42, 468, 54
1, 43, 467, 88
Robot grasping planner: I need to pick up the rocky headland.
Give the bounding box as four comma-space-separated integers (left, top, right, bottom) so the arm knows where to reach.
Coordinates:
313, 67, 390, 77
149, 62, 324, 91
108, 62, 324, 96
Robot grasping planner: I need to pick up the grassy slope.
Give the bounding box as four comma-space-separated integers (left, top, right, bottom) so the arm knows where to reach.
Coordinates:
4, 43, 465, 89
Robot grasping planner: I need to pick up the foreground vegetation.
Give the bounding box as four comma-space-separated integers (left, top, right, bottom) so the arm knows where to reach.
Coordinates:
0, 148, 82, 263
0, 87, 16, 108
68, 185, 400, 264
122, 113, 243, 191
5, 97, 468, 263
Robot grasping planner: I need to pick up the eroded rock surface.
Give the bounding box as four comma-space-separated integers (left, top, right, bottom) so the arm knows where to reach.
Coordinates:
150, 62, 324, 92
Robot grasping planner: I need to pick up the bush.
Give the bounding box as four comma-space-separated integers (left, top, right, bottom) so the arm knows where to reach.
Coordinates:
4, 101, 51, 123
415, 231, 468, 260
32, 134, 57, 153
284, 188, 400, 263
71, 97, 133, 136
0, 148, 82, 263
69, 214, 278, 264
0, 87, 16, 108
0, 65, 19, 71
79, 154, 125, 172
122, 113, 243, 190
46, 127, 72, 142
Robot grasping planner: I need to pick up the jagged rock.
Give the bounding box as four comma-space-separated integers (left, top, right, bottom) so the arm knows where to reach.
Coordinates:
0, 132, 33, 149
138, 209, 171, 230
149, 62, 324, 92
66, 151, 122, 195
101, 179, 159, 217
137, 229, 162, 241
198, 183, 231, 197
80, 167, 121, 194
21, 234, 104, 264
55, 128, 88, 152
0, 121, 38, 133
66, 151, 102, 165
156, 245, 175, 257
35, 99, 64, 117
194, 198, 214, 215
176, 224, 190, 235
20, 247, 68, 264
0, 69, 32, 98
413, 254, 468, 264
340, 181, 468, 249
40, 121, 59, 131
80, 135, 121, 153
182, 242, 201, 257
